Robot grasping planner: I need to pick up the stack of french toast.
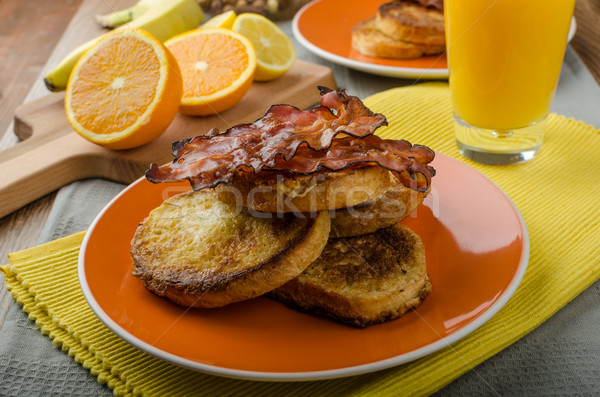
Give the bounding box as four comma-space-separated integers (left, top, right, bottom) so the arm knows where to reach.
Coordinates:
130, 87, 435, 327
352, 0, 445, 59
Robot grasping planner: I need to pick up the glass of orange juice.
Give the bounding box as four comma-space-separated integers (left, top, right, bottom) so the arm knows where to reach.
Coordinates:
444, 0, 575, 165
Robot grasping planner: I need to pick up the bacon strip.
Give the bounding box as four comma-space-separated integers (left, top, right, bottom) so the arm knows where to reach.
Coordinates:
146, 87, 434, 192
266, 136, 435, 192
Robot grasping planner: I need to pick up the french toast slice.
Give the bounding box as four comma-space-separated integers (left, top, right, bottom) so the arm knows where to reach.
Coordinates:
131, 189, 331, 308
269, 224, 432, 327
217, 165, 395, 214
329, 171, 427, 238
376, 0, 445, 46
351, 18, 445, 60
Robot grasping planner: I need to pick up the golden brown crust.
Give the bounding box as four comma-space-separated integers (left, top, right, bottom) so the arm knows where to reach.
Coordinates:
217, 165, 395, 213
269, 224, 432, 327
351, 18, 445, 60
329, 171, 426, 238
130, 189, 331, 308
376, 1, 445, 45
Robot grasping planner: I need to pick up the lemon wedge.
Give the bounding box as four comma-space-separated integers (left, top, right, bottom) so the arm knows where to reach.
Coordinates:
232, 13, 296, 81
201, 10, 237, 29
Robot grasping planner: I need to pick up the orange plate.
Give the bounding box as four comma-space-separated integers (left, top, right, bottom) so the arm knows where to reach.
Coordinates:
292, 0, 448, 79
78, 153, 528, 381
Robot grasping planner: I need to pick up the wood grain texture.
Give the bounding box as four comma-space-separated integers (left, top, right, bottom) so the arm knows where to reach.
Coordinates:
571, 0, 600, 84
0, 60, 335, 218
0, 0, 82, 332
0, 0, 82, 143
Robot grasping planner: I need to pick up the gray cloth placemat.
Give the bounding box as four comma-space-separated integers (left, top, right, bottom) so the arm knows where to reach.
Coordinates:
0, 180, 125, 397
1, 26, 599, 395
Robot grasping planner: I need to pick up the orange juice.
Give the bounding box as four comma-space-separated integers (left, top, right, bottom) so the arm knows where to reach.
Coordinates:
444, 0, 574, 131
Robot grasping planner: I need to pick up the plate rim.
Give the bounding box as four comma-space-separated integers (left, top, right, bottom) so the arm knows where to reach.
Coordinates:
292, 0, 449, 80
78, 152, 529, 381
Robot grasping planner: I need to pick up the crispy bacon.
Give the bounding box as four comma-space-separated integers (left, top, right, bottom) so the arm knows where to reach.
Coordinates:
146, 87, 435, 192
266, 135, 435, 192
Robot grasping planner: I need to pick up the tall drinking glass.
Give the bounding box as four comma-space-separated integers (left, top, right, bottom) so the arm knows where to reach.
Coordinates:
444, 0, 575, 165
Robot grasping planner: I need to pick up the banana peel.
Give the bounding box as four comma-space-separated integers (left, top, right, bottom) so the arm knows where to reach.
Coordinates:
95, 0, 170, 28
43, 0, 203, 92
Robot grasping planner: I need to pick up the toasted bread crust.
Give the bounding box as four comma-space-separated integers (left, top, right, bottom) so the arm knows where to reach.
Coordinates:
376, 1, 445, 45
218, 165, 394, 213
351, 18, 445, 60
269, 224, 432, 327
131, 189, 331, 308
330, 172, 426, 238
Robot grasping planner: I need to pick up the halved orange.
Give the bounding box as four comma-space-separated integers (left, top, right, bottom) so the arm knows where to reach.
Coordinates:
65, 28, 183, 150
165, 28, 256, 116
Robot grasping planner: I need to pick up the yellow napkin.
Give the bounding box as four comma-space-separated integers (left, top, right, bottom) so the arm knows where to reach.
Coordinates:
3, 82, 600, 396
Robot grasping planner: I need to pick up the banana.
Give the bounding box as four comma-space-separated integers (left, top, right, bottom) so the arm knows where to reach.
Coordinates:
95, 0, 171, 28
43, 0, 203, 92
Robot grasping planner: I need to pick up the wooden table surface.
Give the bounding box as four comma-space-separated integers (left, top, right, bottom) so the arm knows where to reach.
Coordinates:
1, 0, 599, 340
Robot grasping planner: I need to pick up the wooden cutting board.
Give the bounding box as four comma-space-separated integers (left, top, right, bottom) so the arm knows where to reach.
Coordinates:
0, 61, 336, 218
